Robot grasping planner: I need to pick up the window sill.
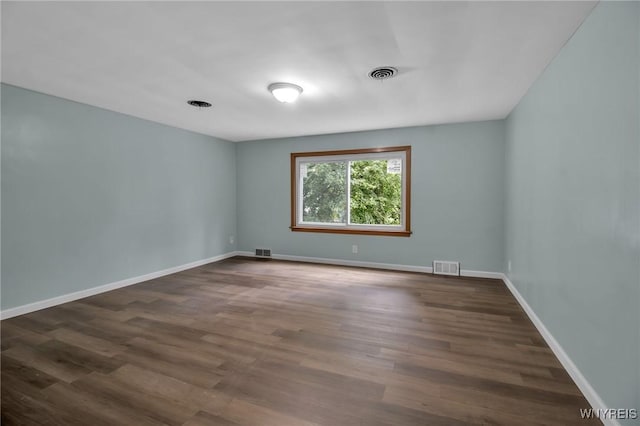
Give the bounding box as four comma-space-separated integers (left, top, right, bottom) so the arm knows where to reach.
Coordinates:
290, 226, 412, 237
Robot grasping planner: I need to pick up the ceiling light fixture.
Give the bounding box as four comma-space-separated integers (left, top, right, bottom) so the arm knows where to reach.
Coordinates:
268, 82, 303, 103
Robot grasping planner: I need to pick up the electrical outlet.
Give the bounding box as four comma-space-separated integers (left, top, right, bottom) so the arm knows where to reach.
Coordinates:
507, 260, 511, 273
352, 244, 358, 254
229, 235, 235, 244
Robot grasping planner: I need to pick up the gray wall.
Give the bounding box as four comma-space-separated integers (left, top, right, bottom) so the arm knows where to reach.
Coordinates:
237, 121, 505, 272
1, 84, 237, 310
504, 1, 639, 417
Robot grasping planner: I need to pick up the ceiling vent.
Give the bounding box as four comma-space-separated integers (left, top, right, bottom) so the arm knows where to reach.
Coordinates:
187, 100, 212, 108
368, 66, 398, 80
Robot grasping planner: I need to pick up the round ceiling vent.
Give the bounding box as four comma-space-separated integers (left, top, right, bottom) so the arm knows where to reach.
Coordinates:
368, 66, 398, 80
187, 100, 212, 108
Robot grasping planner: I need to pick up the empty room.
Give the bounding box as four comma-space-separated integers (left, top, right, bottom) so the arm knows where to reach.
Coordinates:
1, 1, 638, 425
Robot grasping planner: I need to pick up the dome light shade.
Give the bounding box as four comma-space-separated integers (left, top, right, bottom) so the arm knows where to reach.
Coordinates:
268, 82, 303, 103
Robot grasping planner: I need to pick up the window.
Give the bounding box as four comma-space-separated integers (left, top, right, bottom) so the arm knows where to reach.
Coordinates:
290, 146, 411, 236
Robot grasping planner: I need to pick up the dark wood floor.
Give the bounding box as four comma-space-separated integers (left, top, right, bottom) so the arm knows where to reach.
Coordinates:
1, 257, 599, 425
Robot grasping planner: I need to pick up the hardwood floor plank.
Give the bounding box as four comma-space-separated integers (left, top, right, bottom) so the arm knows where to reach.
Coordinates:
113, 348, 224, 389
1, 323, 51, 351
110, 364, 232, 415
393, 361, 585, 406
46, 327, 128, 357
220, 398, 320, 426
1, 375, 74, 426
360, 399, 470, 426
439, 384, 602, 425
42, 380, 168, 426
253, 358, 387, 401
382, 384, 550, 426
380, 347, 526, 386
1, 355, 59, 390
3, 344, 93, 383
36, 340, 124, 375
69, 371, 192, 425
182, 410, 241, 426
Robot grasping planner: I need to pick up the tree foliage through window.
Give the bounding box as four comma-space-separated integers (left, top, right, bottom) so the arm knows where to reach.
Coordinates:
302, 159, 401, 225
302, 162, 347, 223
350, 160, 401, 225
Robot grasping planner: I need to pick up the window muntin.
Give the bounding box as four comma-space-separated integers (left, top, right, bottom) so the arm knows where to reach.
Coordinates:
291, 146, 411, 237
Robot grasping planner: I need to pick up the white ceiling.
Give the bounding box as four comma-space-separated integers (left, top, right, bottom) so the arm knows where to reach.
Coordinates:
2, 1, 596, 142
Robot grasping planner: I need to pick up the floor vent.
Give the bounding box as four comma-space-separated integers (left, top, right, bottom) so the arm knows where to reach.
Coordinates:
433, 260, 460, 276
255, 248, 272, 258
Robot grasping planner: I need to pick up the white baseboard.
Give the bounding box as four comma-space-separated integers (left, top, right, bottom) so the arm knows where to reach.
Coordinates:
460, 269, 503, 279
0, 251, 239, 320
235, 251, 502, 279
500, 273, 619, 426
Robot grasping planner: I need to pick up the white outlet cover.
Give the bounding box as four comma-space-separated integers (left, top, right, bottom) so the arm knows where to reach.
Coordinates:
352, 245, 358, 254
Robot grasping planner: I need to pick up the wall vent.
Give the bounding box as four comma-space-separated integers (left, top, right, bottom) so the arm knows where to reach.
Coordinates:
433, 260, 460, 276
255, 248, 272, 258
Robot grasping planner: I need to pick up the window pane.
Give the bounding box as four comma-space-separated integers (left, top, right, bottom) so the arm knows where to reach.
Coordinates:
301, 161, 347, 224
349, 159, 402, 225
